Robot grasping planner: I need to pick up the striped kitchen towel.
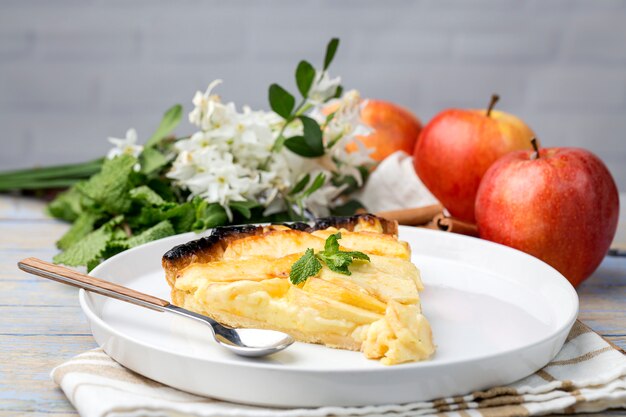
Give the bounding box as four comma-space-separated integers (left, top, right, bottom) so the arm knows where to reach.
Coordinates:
52, 321, 626, 417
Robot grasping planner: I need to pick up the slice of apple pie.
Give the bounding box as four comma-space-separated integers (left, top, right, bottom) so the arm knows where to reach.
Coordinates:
162, 214, 435, 365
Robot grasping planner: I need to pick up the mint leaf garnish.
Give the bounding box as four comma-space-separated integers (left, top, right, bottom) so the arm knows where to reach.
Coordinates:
289, 232, 370, 284
323, 231, 341, 252
289, 248, 322, 285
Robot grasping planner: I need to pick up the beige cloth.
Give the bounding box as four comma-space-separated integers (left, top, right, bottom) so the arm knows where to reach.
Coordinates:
52, 321, 626, 417
357, 151, 438, 212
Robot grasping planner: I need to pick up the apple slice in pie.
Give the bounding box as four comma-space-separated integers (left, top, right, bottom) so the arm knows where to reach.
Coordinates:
162, 214, 435, 365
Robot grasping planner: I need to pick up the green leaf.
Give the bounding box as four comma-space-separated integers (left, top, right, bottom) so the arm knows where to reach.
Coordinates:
193, 201, 228, 232
344, 251, 370, 261
313, 232, 370, 276
289, 248, 322, 285
324, 111, 337, 126
145, 178, 177, 202
165, 201, 197, 233
47, 185, 84, 222
284, 136, 325, 158
323, 232, 341, 253
129, 185, 166, 206
75, 154, 136, 215
302, 172, 326, 198
139, 147, 170, 175
269, 84, 295, 119
317, 251, 353, 275
145, 104, 183, 148
333, 85, 344, 99
289, 174, 310, 195
295, 60, 316, 97
53, 224, 113, 268
230, 200, 259, 219
56, 211, 101, 251
299, 115, 324, 156
330, 199, 365, 216
126, 220, 175, 248
323, 38, 340, 70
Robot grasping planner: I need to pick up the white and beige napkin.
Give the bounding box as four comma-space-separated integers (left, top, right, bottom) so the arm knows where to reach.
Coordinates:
357, 151, 438, 212
52, 321, 626, 417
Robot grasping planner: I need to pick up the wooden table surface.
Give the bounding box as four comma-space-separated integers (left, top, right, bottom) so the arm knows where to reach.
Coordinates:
1, 194, 625, 416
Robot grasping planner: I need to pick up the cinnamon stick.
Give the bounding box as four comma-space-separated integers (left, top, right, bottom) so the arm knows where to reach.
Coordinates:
375, 204, 444, 226
433, 214, 478, 237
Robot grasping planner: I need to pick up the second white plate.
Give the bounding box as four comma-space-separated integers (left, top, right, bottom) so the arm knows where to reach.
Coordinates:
81, 226, 578, 407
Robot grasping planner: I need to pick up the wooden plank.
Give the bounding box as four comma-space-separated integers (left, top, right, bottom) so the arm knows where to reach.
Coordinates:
577, 256, 626, 338
0, 249, 59, 281
0, 334, 94, 415
0, 196, 18, 219
605, 335, 626, 351
0, 280, 80, 307
581, 256, 626, 287
0, 306, 90, 336
578, 310, 626, 336
0, 195, 52, 221
0, 221, 68, 251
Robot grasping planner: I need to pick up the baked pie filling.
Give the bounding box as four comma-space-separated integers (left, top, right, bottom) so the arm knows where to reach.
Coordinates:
162, 215, 435, 365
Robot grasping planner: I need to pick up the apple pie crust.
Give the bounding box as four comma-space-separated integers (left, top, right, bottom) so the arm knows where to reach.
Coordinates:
162, 214, 435, 365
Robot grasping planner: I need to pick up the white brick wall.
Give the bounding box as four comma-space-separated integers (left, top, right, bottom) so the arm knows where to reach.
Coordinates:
0, 0, 625, 189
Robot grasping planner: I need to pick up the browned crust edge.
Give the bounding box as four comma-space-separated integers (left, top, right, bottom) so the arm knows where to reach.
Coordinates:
162, 214, 397, 287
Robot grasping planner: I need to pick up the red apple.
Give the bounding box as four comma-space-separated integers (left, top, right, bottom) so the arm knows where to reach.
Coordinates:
475, 141, 619, 287
414, 95, 535, 222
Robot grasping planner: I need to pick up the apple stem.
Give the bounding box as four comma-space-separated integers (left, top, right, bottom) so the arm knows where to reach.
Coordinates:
486, 94, 500, 117
530, 137, 540, 160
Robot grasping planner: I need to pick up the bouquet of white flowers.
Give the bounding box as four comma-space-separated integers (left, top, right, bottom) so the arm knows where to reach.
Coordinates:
0, 38, 376, 269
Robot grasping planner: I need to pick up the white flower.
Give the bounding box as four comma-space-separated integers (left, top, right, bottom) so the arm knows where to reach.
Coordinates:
169, 79, 372, 219
188, 79, 239, 131
325, 90, 372, 144
319, 90, 375, 186
308, 70, 341, 104
302, 177, 346, 218
107, 128, 143, 171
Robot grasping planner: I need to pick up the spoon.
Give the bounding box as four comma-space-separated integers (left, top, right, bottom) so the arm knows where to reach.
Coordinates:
17, 257, 295, 357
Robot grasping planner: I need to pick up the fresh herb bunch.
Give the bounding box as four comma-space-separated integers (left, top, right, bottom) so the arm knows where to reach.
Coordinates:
1, 38, 375, 270
289, 233, 370, 285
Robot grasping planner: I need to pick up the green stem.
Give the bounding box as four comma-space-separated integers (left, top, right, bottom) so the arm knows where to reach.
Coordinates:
0, 158, 103, 181
295, 102, 313, 117
0, 178, 81, 191
270, 98, 311, 153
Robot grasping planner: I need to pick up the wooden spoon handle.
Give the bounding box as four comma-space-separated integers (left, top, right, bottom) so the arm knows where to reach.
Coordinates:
17, 257, 170, 310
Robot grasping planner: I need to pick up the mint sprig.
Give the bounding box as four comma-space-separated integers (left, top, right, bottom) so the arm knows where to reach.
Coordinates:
289, 248, 322, 285
289, 232, 370, 285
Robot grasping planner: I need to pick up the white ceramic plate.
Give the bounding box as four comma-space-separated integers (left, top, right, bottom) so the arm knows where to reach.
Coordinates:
81, 226, 578, 407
